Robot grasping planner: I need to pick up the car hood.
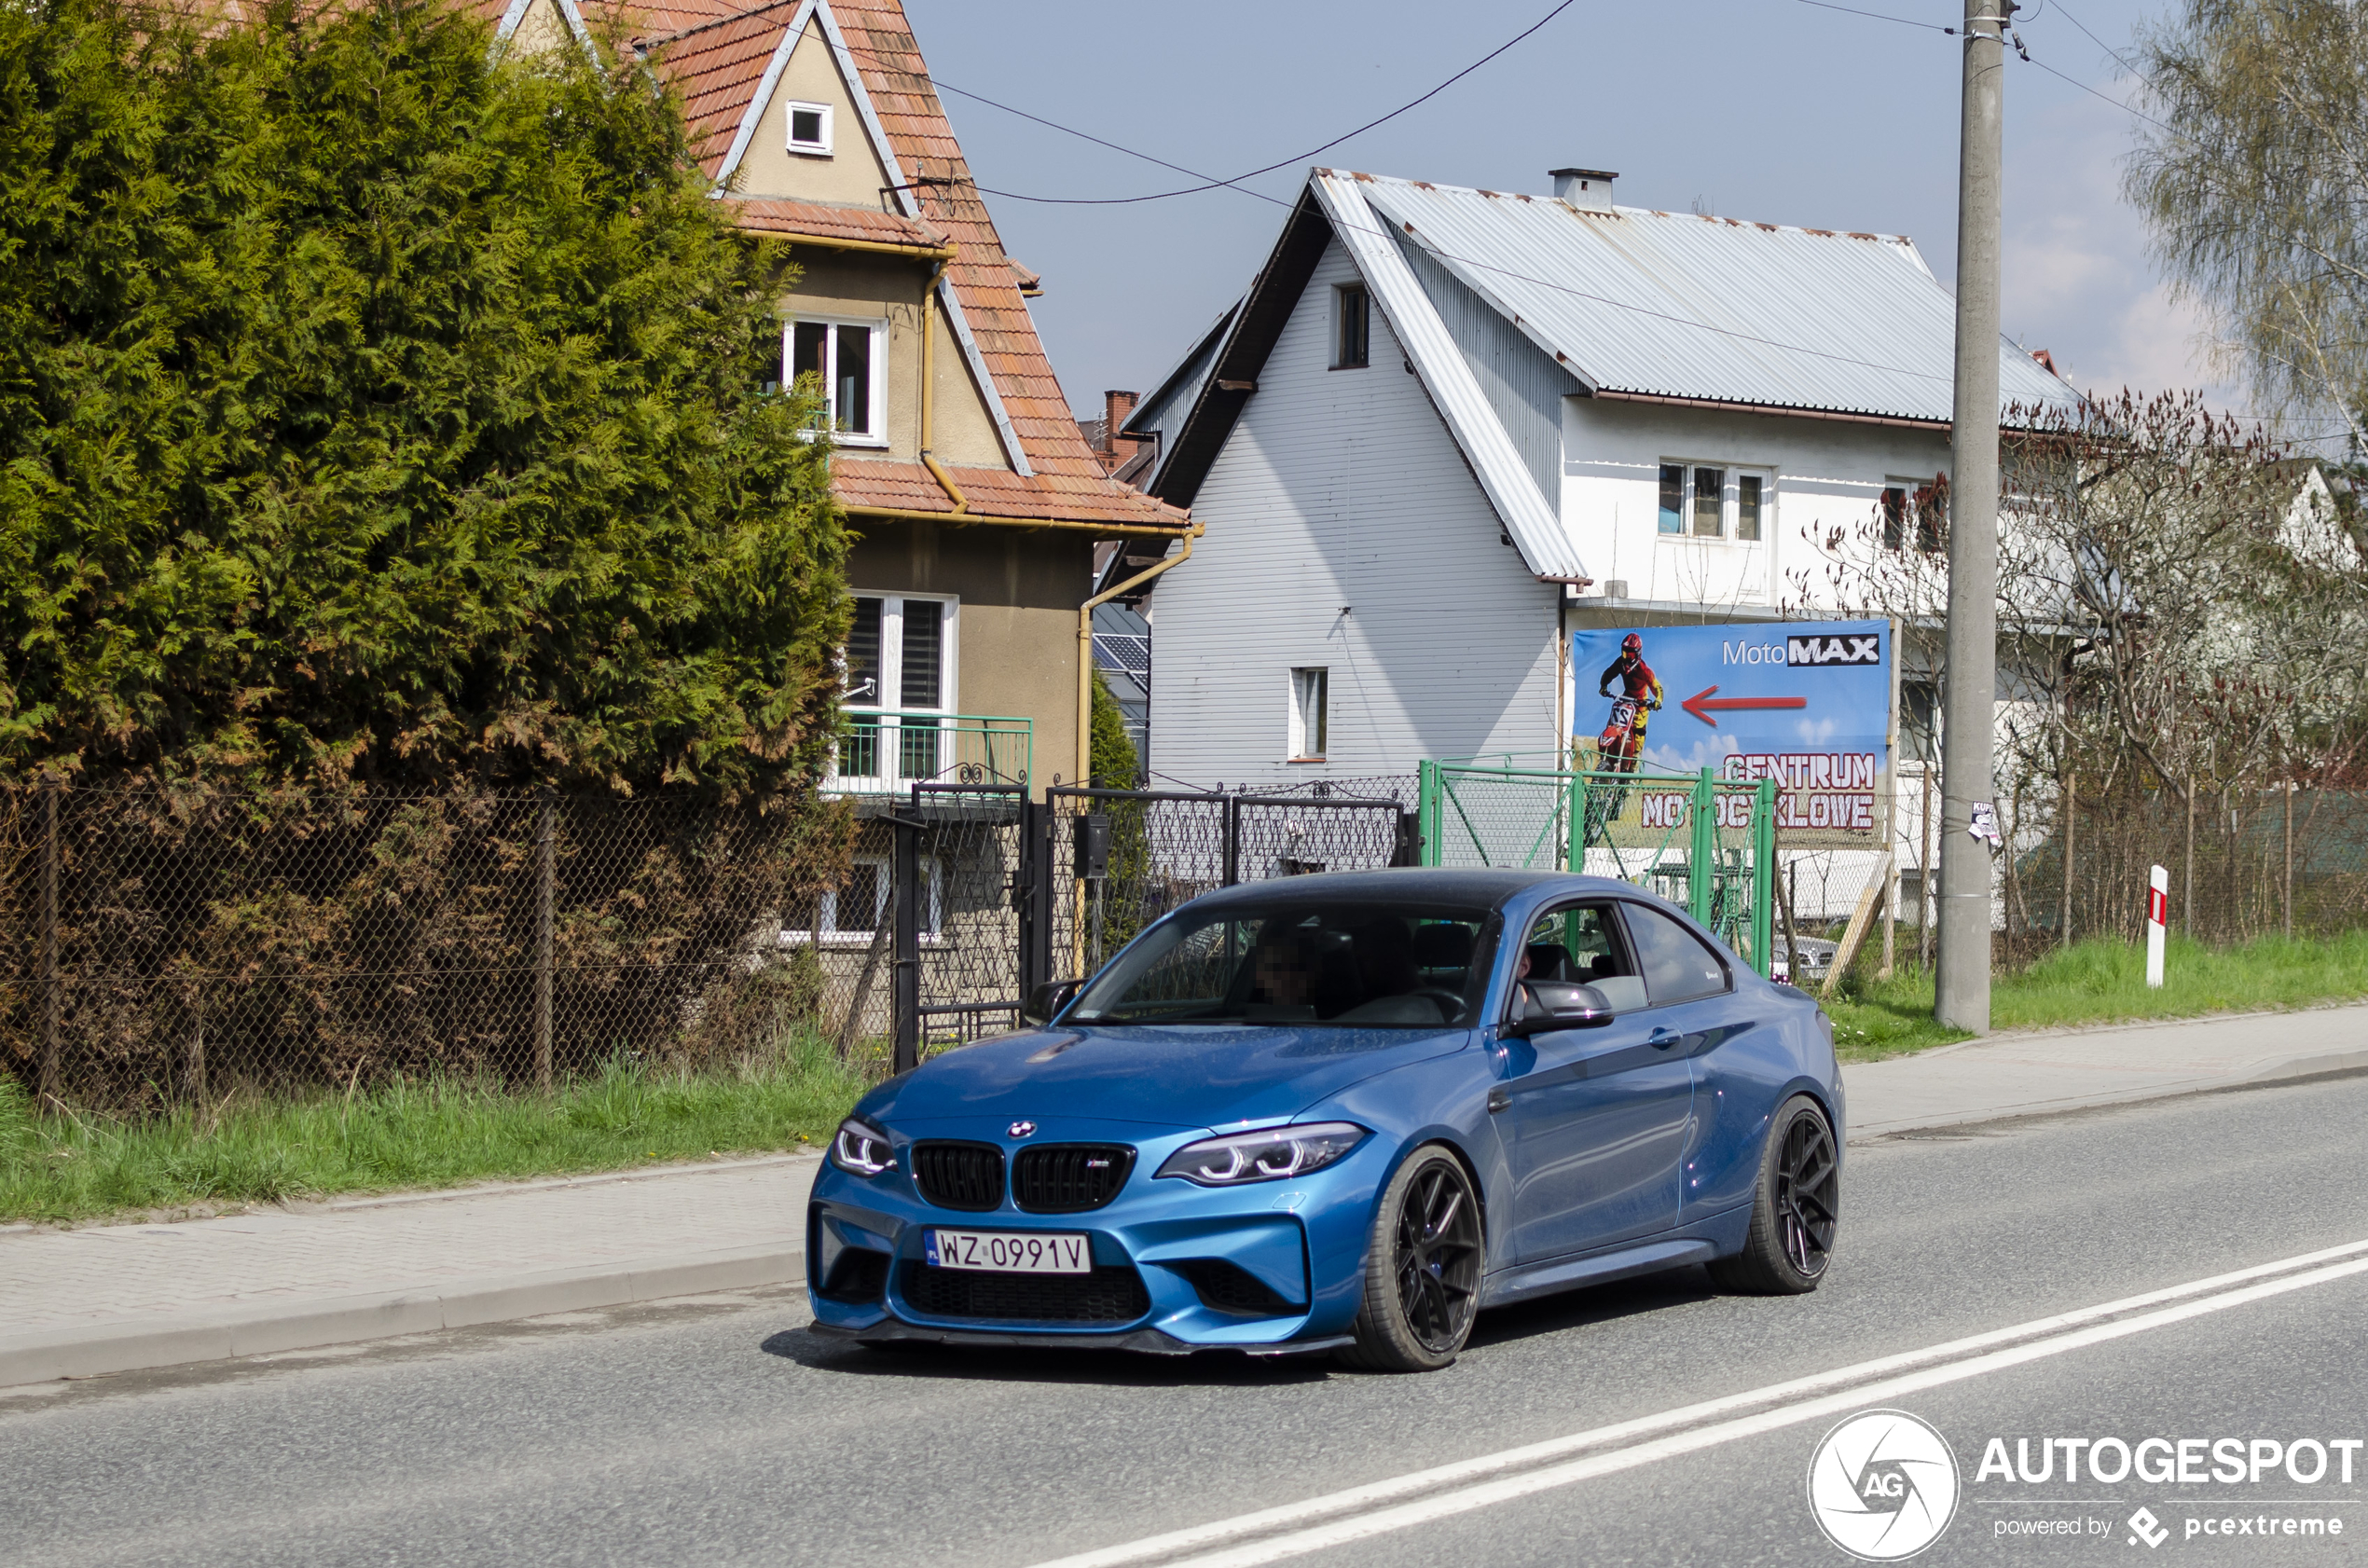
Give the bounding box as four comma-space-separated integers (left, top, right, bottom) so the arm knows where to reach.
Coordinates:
865, 1023, 1474, 1132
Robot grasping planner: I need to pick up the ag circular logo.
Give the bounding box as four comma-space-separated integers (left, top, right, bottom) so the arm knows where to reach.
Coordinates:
1806, 1409, 1960, 1561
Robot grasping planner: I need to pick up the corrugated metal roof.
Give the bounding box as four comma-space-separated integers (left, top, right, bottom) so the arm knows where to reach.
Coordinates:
1345, 172, 2076, 425
1314, 172, 1585, 581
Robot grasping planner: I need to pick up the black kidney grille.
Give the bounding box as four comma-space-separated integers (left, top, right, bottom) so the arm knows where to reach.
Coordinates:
1170, 1258, 1301, 1317
900, 1261, 1150, 1323
1012, 1144, 1136, 1213
910, 1142, 1005, 1211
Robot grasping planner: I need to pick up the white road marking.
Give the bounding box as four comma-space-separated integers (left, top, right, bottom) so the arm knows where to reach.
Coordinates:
1030, 1237, 2368, 1568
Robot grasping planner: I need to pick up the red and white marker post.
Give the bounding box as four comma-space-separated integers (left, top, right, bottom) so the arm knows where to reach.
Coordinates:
2146, 864, 2168, 988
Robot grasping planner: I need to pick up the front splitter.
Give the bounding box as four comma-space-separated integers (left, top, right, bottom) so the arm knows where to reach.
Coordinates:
807, 1318, 1355, 1358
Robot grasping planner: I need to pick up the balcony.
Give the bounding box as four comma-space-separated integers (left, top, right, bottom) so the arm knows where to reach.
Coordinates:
825, 710, 1033, 797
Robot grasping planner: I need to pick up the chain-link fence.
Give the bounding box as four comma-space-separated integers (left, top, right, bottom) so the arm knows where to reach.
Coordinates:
1417, 762, 1779, 975
0, 785, 868, 1113
1043, 787, 1411, 982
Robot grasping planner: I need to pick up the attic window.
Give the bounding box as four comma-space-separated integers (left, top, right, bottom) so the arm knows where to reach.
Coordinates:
787, 101, 832, 156
1332, 284, 1370, 369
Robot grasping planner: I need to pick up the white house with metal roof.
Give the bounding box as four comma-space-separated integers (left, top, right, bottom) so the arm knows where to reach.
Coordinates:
1120, 165, 2080, 793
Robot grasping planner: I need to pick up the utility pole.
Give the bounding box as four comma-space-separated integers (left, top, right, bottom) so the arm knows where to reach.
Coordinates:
1936, 0, 2008, 1033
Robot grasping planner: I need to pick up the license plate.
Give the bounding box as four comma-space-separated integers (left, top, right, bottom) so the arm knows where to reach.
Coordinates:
924, 1230, 1091, 1273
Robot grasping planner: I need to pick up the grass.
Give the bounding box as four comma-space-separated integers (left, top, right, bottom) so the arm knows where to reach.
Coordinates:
1824, 929, 2368, 1062
0, 1031, 873, 1227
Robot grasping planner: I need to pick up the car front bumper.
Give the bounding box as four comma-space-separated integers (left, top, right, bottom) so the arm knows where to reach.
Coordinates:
806, 1116, 1386, 1350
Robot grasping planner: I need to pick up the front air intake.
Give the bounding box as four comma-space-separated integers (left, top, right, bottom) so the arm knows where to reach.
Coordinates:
1012, 1144, 1136, 1213
910, 1141, 1005, 1211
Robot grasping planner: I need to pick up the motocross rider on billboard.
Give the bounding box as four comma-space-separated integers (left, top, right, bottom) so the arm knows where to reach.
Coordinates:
1595, 633, 1664, 767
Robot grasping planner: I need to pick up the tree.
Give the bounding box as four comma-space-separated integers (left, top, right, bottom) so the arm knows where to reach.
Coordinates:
1088, 670, 1139, 789
2127, 1, 2368, 449
0, 0, 847, 799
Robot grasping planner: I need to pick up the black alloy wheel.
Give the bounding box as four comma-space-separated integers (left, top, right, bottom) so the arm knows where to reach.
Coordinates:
1340, 1145, 1484, 1372
1710, 1094, 1840, 1295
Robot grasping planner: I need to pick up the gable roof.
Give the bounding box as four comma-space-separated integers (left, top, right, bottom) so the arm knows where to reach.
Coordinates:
1143, 166, 2084, 573
1351, 171, 2079, 425
628, 0, 1188, 531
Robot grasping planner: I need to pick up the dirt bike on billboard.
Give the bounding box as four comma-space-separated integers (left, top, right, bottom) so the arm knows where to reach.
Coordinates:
1580, 696, 1645, 849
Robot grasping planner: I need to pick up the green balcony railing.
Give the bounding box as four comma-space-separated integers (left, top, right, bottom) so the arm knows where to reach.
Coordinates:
827, 710, 1033, 795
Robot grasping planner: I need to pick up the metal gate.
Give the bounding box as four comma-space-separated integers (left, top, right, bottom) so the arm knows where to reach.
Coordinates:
886, 784, 1412, 1070
1418, 761, 1777, 975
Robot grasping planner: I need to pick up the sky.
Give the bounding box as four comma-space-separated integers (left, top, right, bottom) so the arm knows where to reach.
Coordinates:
896, 0, 2227, 424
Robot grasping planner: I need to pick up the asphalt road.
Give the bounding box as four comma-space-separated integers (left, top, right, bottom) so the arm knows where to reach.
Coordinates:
7, 1072, 2368, 1568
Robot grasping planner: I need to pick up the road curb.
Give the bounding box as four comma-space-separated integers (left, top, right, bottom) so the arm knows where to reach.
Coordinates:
0, 1243, 806, 1389
1847, 1045, 2368, 1141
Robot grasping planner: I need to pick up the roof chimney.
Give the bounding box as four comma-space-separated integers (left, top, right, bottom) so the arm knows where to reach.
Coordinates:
1550, 167, 1618, 212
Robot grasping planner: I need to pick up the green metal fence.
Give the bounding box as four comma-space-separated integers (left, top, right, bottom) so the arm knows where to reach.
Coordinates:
1417, 760, 1779, 976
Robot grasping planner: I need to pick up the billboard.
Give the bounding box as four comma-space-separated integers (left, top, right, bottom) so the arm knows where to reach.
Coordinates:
1570, 618, 1894, 844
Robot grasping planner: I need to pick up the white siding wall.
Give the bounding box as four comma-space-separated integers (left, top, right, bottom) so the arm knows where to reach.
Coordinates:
1559, 396, 1954, 612
1150, 239, 1560, 791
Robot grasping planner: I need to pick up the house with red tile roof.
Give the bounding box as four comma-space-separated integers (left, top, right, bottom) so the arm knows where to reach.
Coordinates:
496, 0, 1194, 796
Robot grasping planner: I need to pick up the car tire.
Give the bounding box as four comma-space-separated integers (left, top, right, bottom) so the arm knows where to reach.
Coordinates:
1708, 1094, 1840, 1295
1336, 1144, 1484, 1373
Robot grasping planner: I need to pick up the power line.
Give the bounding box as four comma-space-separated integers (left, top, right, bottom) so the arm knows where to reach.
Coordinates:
856, 0, 1584, 207
2043, 0, 2140, 76
1792, 0, 1953, 34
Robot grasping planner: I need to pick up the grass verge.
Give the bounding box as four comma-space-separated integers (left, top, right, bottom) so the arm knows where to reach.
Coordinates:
1825, 929, 2368, 1062
0, 1032, 872, 1226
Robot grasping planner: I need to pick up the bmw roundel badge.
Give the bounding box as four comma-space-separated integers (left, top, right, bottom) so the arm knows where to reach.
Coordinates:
1008, 1121, 1037, 1138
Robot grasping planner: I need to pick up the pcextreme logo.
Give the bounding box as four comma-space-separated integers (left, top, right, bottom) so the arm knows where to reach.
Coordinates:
1808, 1410, 1962, 1561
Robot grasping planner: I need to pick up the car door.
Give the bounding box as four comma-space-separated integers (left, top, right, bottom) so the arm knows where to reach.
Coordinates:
1609, 901, 1759, 1223
1494, 901, 1694, 1263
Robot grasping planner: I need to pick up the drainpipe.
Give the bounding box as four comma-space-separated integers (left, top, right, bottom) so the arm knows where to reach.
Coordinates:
1077, 525, 1201, 786
916, 256, 967, 514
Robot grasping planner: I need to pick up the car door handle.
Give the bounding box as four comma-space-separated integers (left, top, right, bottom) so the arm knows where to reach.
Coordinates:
1648, 1026, 1679, 1050
1487, 1087, 1510, 1115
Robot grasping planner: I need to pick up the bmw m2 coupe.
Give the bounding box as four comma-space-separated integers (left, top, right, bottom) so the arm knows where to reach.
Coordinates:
806, 869, 1843, 1371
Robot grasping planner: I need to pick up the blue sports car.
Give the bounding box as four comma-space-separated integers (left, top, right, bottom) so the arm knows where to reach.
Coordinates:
806, 869, 1843, 1371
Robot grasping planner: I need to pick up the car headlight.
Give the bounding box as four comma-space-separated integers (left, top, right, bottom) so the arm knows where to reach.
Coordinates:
1154, 1122, 1369, 1186
831, 1117, 896, 1177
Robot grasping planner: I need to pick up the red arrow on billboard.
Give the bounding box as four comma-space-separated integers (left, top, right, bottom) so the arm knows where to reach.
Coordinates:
1681, 685, 1808, 726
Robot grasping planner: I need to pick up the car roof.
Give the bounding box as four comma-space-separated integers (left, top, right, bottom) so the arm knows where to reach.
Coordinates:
1182, 867, 1634, 913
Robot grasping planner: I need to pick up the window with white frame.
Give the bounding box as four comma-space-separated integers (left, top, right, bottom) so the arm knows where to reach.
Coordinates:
785, 101, 833, 156
787, 317, 886, 444
1881, 475, 1947, 553
1657, 462, 1773, 541
1289, 667, 1329, 761
839, 594, 956, 781
792, 855, 942, 942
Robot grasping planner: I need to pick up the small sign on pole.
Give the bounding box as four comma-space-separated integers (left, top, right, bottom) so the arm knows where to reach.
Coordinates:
2145, 864, 2168, 988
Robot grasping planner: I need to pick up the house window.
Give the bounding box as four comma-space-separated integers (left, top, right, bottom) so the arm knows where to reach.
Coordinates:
1333, 284, 1370, 369
1881, 477, 1947, 553
1659, 463, 1772, 542
786, 101, 833, 156
1289, 667, 1329, 760
839, 594, 957, 782
1692, 466, 1724, 537
1902, 679, 1938, 762
787, 317, 885, 443
808, 856, 942, 942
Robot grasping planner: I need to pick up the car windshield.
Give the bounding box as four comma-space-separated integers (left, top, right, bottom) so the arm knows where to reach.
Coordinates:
1067, 898, 1497, 1028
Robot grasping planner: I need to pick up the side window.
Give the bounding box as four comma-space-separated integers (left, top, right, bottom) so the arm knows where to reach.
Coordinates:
1516, 901, 1645, 1012
1619, 903, 1730, 1005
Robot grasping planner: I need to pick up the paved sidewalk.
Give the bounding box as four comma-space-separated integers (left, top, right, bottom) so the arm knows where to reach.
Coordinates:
5, 1004, 2362, 1389
1841, 1001, 2368, 1138
0, 1155, 819, 1388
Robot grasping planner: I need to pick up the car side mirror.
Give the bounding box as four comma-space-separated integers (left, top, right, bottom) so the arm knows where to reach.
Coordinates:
1505, 980, 1616, 1038
1021, 979, 1082, 1026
